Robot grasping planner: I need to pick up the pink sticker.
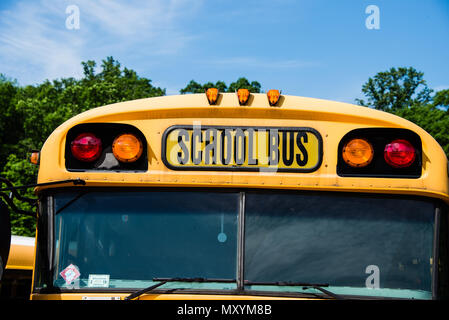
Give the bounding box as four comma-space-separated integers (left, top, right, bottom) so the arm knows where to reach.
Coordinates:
60, 264, 80, 284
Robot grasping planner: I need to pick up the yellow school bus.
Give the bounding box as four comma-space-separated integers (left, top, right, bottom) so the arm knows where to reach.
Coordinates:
23, 90, 449, 300
0, 236, 35, 299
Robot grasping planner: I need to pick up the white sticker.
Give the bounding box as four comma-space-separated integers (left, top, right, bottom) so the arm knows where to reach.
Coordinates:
88, 274, 110, 288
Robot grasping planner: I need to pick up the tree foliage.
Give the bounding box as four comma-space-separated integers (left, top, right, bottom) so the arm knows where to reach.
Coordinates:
356, 67, 433, 111
180, 77, 261, 94
393, 104, 449, 156
434, 89, 449, 110
357, 67, 449, 159
0, 57, 165, 236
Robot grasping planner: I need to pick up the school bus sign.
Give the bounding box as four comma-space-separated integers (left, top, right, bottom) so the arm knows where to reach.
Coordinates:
162, 125, 322, 172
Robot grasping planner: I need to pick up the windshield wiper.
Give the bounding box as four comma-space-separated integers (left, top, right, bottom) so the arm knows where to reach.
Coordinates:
244, 281, 344, 300
124, 277, 236, 300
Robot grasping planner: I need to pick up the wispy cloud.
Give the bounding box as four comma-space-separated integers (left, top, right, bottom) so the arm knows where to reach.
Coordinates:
0, 0, 201, 84
0, 1, 81, 82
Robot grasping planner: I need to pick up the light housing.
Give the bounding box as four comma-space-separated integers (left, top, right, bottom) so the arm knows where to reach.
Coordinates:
65, 123, 148, 171
384, 139, 416, 168
267, 89, 281, 106
342, 138, 374, 167
71, 133, 102, 162
30, 150, 40, 165
112, 133, 143, 163
237, 88, 250, 105
337, 128, 422, 178
206, 88, 219, 105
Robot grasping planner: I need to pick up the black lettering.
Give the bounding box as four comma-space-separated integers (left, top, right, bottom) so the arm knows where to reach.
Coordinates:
177, 129, 189, 164
234, 128, 246, 165
191, 128, 202, 165
221, 129, 233, 165
204, 128, 217, 165
296, 132, 308, 166
282, 131, 294, 166
247, 128, 258, 165
268, 129, 279, 165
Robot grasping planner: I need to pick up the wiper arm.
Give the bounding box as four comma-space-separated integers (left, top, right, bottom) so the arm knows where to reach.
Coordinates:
244, 281, 344, 300
124, 277, 236, 300
124, 281, 168, 300
301, 285, 343, 300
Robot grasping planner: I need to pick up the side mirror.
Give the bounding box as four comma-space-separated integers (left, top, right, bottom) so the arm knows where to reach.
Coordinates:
0, 200, 11, 279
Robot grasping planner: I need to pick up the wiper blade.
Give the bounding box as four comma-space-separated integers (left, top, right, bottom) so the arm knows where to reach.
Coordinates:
124, 277, 236, 300
244, 281, 344, 300
124, 281, 169, 300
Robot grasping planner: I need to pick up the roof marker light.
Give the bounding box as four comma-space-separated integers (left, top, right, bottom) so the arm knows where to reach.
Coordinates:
206, 88, 219, 105
267, 89, 281, 106
237, 88, 250, 105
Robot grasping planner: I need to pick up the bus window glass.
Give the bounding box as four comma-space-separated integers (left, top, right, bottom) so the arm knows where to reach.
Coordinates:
244, 192, 435, 299
52, 190, 239, 290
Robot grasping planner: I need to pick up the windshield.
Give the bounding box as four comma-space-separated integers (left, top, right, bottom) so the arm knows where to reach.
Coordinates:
244, 192, 435, 299
42, 189, 436, 299
51, 190, 239, 291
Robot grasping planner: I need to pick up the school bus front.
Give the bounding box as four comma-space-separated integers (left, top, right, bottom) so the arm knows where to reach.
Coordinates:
30, 93, 449, 300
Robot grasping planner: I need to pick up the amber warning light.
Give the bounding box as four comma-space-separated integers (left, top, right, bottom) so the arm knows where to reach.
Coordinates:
237, 88, 250, 105
30, 150, 40, 165
267, 89, 281, 106
112, 133, 143, 163
206, 88, 219, 105
342, 138, 374, 168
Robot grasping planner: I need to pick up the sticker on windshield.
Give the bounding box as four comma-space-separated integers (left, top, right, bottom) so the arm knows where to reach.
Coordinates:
60, 264, 80, 285
88, 274, 110, 288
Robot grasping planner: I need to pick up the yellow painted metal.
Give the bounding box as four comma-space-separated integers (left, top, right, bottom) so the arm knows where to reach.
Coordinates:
34, 93, 449, 203
30, 293, 307, 300
6, 236, 35, 271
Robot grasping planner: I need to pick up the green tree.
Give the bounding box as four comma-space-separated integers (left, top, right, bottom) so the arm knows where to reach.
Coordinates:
356, 67, 433, 111
228, 77, 261, 93
434, 89, 449, 110
0, 75, 21, 169
180, 77, 261, 94
180, 80, 228, 93
393, 104, 449, 157
0, 57, 165, 236
357, 67, 449, 159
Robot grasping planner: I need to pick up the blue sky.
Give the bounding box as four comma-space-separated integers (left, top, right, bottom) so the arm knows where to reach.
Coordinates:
0, 0, 448, 104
